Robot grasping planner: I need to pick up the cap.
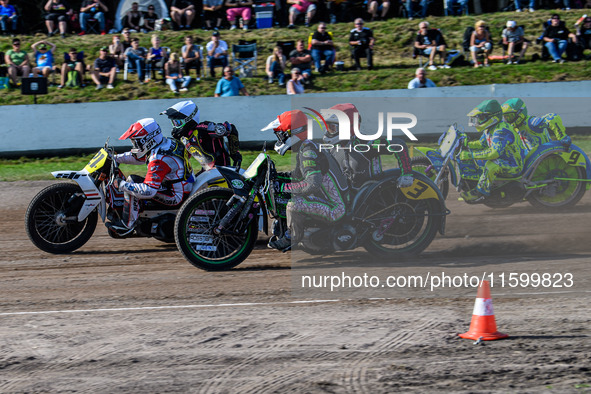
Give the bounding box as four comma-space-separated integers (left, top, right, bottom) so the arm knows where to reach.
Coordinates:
100, 46, 108, 51
506, 20, 516, 28
212, 31, 220, 37
38, 44, 47, 50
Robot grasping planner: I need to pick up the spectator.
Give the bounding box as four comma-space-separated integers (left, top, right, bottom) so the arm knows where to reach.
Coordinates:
0, 0, 18, 36
576, 16, 591, 54
170, 0, 195, 30
164, 52, 191, 93
367, 0, 389, 22
325, 0, 345, 24
124, 37, 148, 84
470, 20, 492, 68
182, 35, 202, 79
514, 0, 535, 12
543, 14, 577, 63
109, 35, 125, 68
225, 0, 253, 31
79, 0, 108, 35
202, 0, 224, 30
287, 0, 316, 28
31, 40, 57, 79
551, 0, 571, 10
414, 21, 447, 70
289, 39, 312, 84
446, 0, 467, 15
147, 34, 167, 81
4, 38, 30, 87
142, 4, 159, 33
206, 31, 228, 78
122, 2, 142, 32
286, 67, 304, 94
266, 46, 286, 86
349, 18, 374, 70
121, 28, 133, 51
407, 67, 436, 89
311, 22, 335, 74
406, 0, 429, 20
91, 46, 116, 89
502, 20, 529, 64
44, 0, 72, 38
214, 66, 249, 97
58, 47, 85, 88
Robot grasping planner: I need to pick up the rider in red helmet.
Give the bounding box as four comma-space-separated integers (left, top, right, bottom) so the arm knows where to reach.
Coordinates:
108, 117, 193, 235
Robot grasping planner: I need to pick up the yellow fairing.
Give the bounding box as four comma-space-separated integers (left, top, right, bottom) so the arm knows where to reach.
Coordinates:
83, 149, 108, 173
559, 150, 587, 168
400, 178, 440, 200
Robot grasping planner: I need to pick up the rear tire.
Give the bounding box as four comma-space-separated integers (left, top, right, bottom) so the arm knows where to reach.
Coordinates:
411, 156, 449, 199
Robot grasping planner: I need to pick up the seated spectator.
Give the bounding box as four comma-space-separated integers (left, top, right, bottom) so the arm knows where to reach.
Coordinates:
406, 0, 430, 20
514, 0, 535, 12
182, 35, 202, 79
502, 20, 528, 64
407, 67, 435, 89
109, 35, 125, 68
31, 40, 58, 79
142, 4, 159, 33
0, 0, 18, 36
147, 34, 167, 81
349, 18, 374, 70
367, 0, 389, 22
325, 0, 345, 24
414, 21, 447, 70
91, 46, 116, 89
79, 0, 108, 35
286, 67, 304, 94
551, 0, 571, 10
121, 28, 133, 51
122, 2, 142, 32
5, 38, 30, 87
202, 0, 224, 30
59, 47, 86, 88
289, 39, 313, 84
44, 0, 72, 38
543, 14, 577, 63
225, 0, 253, 31
446, 0, 467, 15
164, 52, 191, 93
266, 46, 286, 86
575, 16, 591, 53
206, 31, 228, 78
170, 0, 195, 30
214, 66, 249, 97
311, 22, 335, 74
287, 0, 316, 29
470, 20, 492, 68
124, 37, 148, 84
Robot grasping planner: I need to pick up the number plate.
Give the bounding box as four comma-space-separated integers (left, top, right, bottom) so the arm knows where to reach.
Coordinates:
193, 245, 217, 251
190, 234, 214, 244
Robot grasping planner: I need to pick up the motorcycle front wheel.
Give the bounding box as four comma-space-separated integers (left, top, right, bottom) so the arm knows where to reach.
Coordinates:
174, 187, 258, 271
410, 157, 449, 199
25, 183, 98, 254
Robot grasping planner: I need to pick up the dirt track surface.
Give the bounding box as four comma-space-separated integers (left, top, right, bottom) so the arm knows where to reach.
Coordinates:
1, 181, 590, 393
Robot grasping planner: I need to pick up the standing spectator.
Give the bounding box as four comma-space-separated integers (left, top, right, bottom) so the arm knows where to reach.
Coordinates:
406, 0, 429, 20
0, 0, 18, 36
286, 67, 304, 94
44, 0, 72, 38
142, 5, 159, 33
502, 20, 529, 64
121, 28, 133, 51
164, 52, 191, 93
206, 31, 228, 78
214, 66, 249, 97
122, 2, 142, 32
124, 37, 148, 84
543, 14, 577, 63
58, 47, 86, 88
170, 0, 195, 30
514, 0, 535, 12
225, 0, 253, 31
414, 21, 448, 70
289, 39, 312, 84
367, 0, 389, 22
109, 35, 125, 68
91, 46, 116, 89
287, 0, 316, 28
79, 0, 108, 35
5, 38, 30, 87
147, 34, 167, 81
470, 20, 492, 68
349, 18, 374, 70
266, 46, 286, 85
203, 0, 224, 30
32, 40, 57, 78
311, 22, 335, 74
182, 35, 203, 80
407, 67, 436, 89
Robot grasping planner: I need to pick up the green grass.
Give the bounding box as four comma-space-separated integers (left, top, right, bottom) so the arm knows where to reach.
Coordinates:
1, 8, 590, 106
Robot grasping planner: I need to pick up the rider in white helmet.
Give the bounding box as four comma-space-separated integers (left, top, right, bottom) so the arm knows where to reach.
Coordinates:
108, 118, 194, 235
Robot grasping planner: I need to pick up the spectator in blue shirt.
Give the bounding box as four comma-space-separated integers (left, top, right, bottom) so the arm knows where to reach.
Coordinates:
407, 67, 436, 89
214, 66, 249, 97
0, 0, 18, 35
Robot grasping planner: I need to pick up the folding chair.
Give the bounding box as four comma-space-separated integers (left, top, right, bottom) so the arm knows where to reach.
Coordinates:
123, 47, 148, 81
276, 40, 295, 59
86, 17, 100, 34
232, 42, 257, 77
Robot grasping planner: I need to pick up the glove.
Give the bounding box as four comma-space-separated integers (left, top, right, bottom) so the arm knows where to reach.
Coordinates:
459, 150, 472, 161
560, 136, 571, 151
171, 127, 190, 140
113, 177, 125, 191
397, 175, 414, 188
231, 152, 242, 167
461, 136, 469, 148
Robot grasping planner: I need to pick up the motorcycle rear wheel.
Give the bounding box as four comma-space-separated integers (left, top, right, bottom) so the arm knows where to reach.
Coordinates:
25, 183, 97, 254
174, 187, 258, 271
410, 157, 449, 199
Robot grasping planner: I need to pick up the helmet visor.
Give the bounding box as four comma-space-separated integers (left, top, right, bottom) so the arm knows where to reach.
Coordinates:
326, 121, 339, 137
171, 118, 186, 128
468, 114, 487, 127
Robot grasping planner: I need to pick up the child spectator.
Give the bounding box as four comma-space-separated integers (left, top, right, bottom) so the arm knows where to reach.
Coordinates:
286, 67, 304, 94
164, 52, 191, 93
470, 20, 492, 67
0, 0, 18, 36
147, 34, 167, 81
266, 46, 286, 86
109, 35, 125, 68
142, 5, 159, 33
91, 46, 116, 89
32, 40, 58, 79
225, 0, 253, 31
44, 0, 72, 38
502, 20, 529, 64
182, 35, 202, 80
124, 37, 148, 84
5, 38, 30, 87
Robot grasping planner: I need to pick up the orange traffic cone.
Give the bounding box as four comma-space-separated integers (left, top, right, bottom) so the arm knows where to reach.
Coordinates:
459, 280, 508, 341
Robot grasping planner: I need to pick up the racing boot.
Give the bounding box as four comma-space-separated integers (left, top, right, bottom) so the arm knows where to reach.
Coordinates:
460, 189, 484, 203
268, 231, 292, 252
106, 219, 135, 237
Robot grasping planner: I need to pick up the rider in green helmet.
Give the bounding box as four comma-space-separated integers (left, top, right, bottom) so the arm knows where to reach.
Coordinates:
459, 99, 526, 202
501, 97, 571, 152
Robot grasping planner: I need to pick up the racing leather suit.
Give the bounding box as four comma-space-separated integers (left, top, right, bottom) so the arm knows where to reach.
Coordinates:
176, 121, 240, 170
513, 113, 570, 152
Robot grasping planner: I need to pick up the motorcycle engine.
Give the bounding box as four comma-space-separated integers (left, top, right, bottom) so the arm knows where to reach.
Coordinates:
332, 225, 357, 251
